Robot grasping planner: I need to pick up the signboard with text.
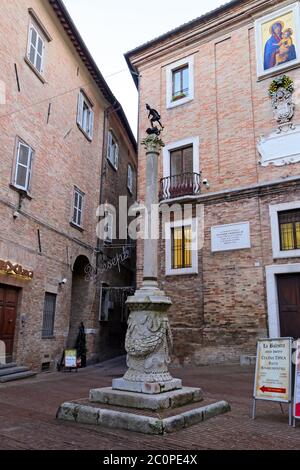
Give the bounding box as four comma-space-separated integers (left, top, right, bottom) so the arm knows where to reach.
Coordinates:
294, 340, 300, 420
254, 338, 292, 403
211, 222, 251, 252
64, 349, 77, 369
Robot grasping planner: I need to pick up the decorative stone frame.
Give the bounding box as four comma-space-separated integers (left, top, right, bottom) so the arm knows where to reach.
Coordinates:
166, 55, 194, 109
269, 201, 300, 259
254, 2, 300, 79
266, 263, 300, 337
165, 218, 198, 276
162, 136, 200, 179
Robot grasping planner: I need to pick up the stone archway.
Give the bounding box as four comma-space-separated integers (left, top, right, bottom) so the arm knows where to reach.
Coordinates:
67, 255, 91, 349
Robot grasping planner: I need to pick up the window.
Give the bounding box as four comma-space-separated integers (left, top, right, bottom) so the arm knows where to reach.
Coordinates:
104, 211, 113, 244
170, 145, 193, 176
77, 91, 94, 140
165, 219, 198, 275
42, 293, 56, 338
270, 201, 300, 259
100, 285, 111, 321
279, 210, 300, 251
166, 56, 194, 109
171, 225, 192, 269
13, 139, 33, 192
107, 131, 119, 169
27, 22, 45, 74
72, 187, 84, 228
127, 164, 134, 193
172, 65, 189, 101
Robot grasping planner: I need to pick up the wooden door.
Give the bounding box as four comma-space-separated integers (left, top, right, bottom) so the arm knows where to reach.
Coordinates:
277, 274, 300, 339
0, 285, 18, 357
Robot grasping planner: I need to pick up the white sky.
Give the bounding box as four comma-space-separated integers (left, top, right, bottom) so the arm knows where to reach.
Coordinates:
63, 0, 225, 136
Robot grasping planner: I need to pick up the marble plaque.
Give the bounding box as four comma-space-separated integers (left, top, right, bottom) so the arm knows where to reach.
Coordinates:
211, 222, 251, 252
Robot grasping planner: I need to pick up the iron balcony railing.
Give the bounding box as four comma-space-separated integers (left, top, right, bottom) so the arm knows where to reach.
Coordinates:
159, 172, 202, 201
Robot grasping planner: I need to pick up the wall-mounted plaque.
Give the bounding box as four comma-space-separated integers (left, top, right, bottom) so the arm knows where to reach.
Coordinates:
211, 222, 251, 253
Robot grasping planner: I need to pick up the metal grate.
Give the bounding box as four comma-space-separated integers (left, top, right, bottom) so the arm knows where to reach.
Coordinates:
279, 210, 300, 251
42, 293, 56, 338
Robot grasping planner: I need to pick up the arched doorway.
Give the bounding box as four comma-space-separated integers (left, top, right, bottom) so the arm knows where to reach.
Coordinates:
67, 255, 91, 349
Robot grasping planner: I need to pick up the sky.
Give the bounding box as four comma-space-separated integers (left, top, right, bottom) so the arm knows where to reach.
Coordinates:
63, 0, 226, 136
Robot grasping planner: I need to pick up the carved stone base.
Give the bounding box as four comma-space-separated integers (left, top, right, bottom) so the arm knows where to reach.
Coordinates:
112, 378, 182, 395
121, 283, 175, 390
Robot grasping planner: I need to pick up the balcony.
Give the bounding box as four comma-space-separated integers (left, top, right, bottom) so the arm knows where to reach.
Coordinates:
159, 172, 201, 201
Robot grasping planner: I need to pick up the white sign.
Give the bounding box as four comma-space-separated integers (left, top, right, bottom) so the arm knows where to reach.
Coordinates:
254, 338, 292, 403
294, 340, 300, 420
64, 349, 77, 368
258, 127, 300, 167
211, 222, 251, 252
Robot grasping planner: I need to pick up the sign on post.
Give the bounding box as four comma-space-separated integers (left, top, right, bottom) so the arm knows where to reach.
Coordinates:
253, 338, 293, 425
293, 339, 300, 425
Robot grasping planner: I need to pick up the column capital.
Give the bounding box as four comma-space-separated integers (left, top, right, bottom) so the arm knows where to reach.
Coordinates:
141, 134, 165, 154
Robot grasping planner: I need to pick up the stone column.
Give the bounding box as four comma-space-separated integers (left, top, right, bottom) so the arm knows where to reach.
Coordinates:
112, 134, 182, 394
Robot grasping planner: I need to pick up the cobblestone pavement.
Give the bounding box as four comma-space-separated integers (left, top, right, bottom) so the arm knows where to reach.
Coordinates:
0, 357, 299, 450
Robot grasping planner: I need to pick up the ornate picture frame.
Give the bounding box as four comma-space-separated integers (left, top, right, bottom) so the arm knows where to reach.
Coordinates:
255, 2, 300, 78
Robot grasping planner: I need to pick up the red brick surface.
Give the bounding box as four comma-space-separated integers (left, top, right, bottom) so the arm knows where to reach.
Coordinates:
0, 357, 299, 450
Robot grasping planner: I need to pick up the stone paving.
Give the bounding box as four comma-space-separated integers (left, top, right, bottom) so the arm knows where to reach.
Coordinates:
0, 356, 299, 450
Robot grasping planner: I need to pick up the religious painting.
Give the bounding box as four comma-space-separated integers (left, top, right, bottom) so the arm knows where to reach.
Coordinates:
255, 3, 300, 78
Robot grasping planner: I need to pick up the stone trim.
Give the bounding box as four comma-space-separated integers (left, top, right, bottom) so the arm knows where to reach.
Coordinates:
166, 55, 194, 109
270, 200, 300, 259
162, 136, 200, 178
165, 218, 198, 276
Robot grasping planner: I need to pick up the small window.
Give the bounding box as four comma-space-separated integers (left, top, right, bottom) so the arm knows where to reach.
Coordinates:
127, 164, 133, 193
172, 65, 189, 101
279, 210, 300, 251
42, 293, 56, 338
77, 91, 94, 140
100, 285, 110, 321
104, 211, 113, 244
27, 22, 45, 74
72, 187, 84, 228
107, 131, 119, 169
14, 139, 33, 192
171, 225, 192, 269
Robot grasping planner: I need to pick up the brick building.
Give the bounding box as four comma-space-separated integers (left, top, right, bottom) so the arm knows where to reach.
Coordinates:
0, 0, 137, 373
125, 0, 300, 365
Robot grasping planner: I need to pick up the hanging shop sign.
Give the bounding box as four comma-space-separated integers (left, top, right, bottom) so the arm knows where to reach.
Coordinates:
0, 259, 33, 280
293, 339, 300, 424
252, 338, 293, 424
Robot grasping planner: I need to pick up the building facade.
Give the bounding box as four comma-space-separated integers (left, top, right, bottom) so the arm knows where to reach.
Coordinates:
126, 0, 300, 365
0, 0, 136, 371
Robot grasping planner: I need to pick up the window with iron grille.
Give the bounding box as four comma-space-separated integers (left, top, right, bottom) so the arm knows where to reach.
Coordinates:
279, 210, 300, 250
14, 139, 33, 192
171, 225, 192, 269
42, 293, 56, 338
172, 65, 189, 101
72, 187, 84, 228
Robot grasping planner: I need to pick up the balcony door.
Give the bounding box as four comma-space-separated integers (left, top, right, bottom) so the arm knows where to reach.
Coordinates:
170, 145, 193, 176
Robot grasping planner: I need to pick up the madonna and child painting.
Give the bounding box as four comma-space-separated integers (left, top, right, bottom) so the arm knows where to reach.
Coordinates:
255, 3, 300, 77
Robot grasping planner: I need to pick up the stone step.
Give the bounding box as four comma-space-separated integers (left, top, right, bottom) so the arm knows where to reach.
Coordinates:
0, 362, 17, 370
0, 366, 29, 377
0, 371, 36, 383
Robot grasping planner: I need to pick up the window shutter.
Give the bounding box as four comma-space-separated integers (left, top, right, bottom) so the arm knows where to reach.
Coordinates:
26, 147, 33, 191
115, 143, 119, 169
88, 109, 94, 139
77, 92, 84, 126
107, 132, 112, 161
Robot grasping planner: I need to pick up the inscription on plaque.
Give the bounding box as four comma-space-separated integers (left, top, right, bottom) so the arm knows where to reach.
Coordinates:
211, 222, 251, 252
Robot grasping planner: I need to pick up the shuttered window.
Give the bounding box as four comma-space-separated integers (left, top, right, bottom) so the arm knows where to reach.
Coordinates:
127, 164, 133, 193
171, 225, 192, 269
72, 187, 84, 228
42, 293, 56, 338
77, 91, 94, 140
279, 210, 300, 250
14, 140, 33, 191
107, 131, 119, 169
27, 23, 45, 74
